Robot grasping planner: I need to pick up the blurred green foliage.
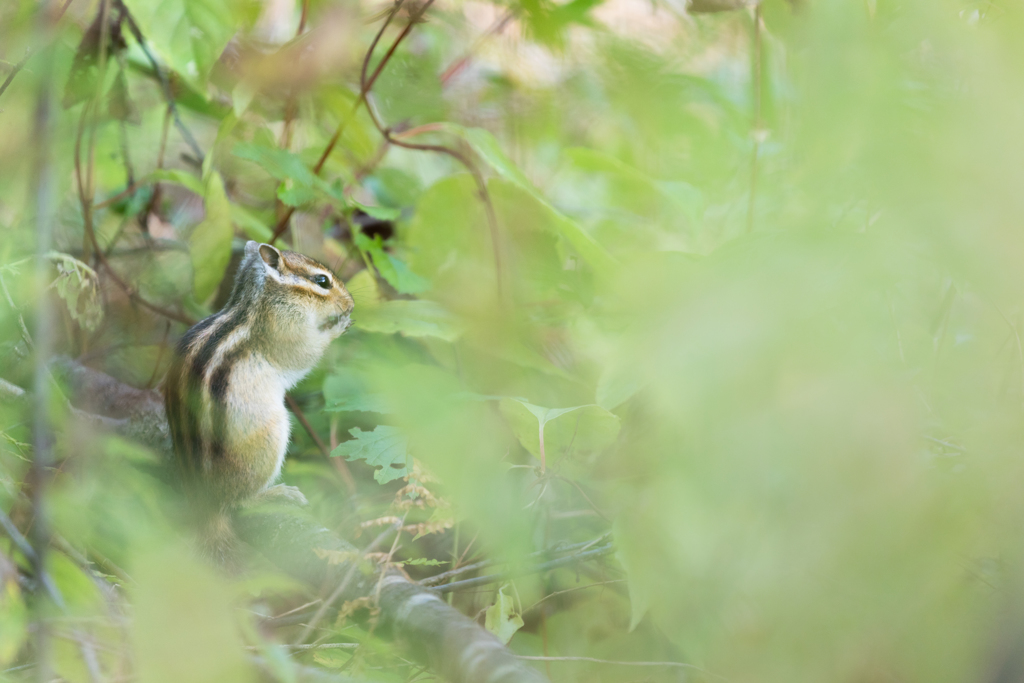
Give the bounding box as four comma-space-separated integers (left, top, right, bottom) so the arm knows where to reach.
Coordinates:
3, 0, 1024, 681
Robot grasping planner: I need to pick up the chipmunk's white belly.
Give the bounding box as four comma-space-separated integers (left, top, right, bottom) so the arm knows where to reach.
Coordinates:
222, 353, 293, 491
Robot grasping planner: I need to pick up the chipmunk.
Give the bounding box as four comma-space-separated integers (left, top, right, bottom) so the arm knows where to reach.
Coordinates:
164, 240, 353, 560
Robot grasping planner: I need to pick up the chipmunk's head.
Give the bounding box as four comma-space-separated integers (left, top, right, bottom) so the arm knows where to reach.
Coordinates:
239, 241, 354, 349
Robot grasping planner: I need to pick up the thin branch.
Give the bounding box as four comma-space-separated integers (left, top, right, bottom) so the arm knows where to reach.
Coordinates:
523, 579, 624, 614
363, 109, 504, 303
73, 90, 193, 325
294, 519, 402, 644
0, 508, 37, 563
433, 543, 616, 594
515, 655, 702, 671
439, 9, 515, 86
550, 475, 610, 523
285, 394, 357, 494
420, 536, 609, 587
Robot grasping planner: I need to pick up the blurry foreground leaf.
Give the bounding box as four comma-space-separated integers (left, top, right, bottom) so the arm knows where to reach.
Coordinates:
499, 399, 620, 464
354, 300, 462, 341
131, 544, 252, 683
323, 370, 392, 413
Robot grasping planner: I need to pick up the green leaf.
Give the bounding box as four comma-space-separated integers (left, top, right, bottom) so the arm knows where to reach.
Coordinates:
351, 199, 401, 221
123, 0, 249, 89
499, 399, 620, 463
331, 426, 410, 484
188, 171, 233, 302
233, 142, 345, 208
312, 649, 353, 668
353, 232, 431, 294
149, 169, 205, 196
322, 371, 392, 413
400, 558, 448, 567
614, 519, 650, 632
565, 147, 703, 223
354, 300, 461, 341
441, 124, 617, 272
484, 583, 524, 645
596, 363, 642, 411
230, 203, 273, 242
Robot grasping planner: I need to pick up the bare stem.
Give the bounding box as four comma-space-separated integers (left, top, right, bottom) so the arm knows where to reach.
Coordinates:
285, 394, 356, 494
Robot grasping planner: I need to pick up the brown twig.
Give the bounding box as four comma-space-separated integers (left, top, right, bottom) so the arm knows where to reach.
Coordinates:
438, 9, 515, 87
421, 535, 611, 587
73, 101, 193, 324
69, 24, 193, 327
551, 475, 610, 523
285, 394, 356, 494
269, 0, 429, 245
434, 543, 615, 594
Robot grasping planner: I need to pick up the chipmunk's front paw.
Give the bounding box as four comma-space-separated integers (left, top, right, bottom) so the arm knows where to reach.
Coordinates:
257, 484, 309, 506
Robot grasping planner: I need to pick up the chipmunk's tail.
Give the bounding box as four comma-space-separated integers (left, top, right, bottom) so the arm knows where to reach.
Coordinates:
194, 506, 240, 570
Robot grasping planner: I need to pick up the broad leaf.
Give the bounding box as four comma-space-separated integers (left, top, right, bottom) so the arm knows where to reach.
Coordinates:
499, 399, 620, 463
331, 426, 410, 484
322, 371, 391, 414
233, 142, 346, 208
442, 124, 617, 272
614, 519, 651, 632
354, 300, 461, 341
353, 232, 430, 295
351, 199, 401, 222
484, 583, 524, 645
124, 0, 249, 89
149, 169, 205, 196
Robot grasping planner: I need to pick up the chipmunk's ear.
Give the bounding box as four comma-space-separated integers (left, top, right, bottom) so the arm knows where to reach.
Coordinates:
258, 243, 282, 271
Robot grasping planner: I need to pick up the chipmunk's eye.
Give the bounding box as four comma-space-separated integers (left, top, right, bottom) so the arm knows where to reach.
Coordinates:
314, 274, 332, 290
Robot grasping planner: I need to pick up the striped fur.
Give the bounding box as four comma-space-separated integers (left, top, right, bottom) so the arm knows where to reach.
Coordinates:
165, 241, 353, 508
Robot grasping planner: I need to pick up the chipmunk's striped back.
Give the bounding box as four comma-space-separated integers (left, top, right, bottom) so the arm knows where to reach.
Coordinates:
165, 241, 353, 509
